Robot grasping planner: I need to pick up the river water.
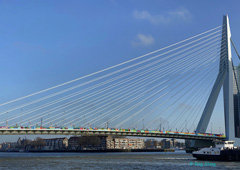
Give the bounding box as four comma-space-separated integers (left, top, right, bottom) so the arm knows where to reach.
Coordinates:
0, 151, 239, 170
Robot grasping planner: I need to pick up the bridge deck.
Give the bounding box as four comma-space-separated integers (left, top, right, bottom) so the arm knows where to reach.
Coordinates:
0, 128, 225, 141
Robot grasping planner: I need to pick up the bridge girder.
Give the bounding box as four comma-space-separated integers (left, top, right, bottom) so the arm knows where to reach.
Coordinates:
0, 129, 225, 141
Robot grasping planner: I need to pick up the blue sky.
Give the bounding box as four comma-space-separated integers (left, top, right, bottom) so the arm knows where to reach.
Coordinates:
0, 0, 240, 142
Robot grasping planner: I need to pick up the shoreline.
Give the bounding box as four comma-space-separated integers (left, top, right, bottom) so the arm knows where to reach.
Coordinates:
0, 148, 177, 153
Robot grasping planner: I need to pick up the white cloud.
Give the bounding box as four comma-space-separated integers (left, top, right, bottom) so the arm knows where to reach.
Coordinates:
132, 34, 154, 47
169, 7, 191, 21
133, 7, 192, 25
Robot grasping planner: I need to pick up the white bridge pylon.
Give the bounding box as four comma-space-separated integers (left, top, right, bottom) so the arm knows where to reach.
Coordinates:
196, 15, 240, 145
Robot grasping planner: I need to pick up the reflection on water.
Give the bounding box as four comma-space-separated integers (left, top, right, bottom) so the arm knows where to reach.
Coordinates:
0, 151, 239, 169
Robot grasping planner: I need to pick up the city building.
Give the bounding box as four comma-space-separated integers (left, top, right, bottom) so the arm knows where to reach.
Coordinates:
145, 139, 156, 149
68, 136, 81, 150
44, 137, 68, 150
106, 136, 115, 149
68, 136, 107, 150
106, 136, 144, 149
171, 139, 177, 148
162, 139, 173, 149
0, 142, 12, 151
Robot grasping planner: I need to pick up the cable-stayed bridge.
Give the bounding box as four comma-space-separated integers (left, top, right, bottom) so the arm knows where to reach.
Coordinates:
1, 15, 239, 144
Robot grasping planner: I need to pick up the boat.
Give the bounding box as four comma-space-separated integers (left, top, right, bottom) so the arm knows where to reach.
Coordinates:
192, 141, 240, 161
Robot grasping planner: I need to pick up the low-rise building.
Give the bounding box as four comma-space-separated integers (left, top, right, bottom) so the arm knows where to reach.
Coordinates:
162, 139, 173, 149
106, 136, 115, 149
106, 137, 144, 149
145, 139, 156, 149
44, 137, 68, 150
68, 136, 81, 150
1, 142, 11, 151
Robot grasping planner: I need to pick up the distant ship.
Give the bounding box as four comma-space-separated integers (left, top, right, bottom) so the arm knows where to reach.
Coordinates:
192, 141, 240, 161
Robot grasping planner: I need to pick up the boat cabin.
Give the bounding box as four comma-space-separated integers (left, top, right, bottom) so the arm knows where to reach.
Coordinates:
215, 141, 235, 150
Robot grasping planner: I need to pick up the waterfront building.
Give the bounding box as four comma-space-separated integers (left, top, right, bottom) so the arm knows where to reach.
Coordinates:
106, 137, 144, 149
145, 139, 156, 149
0, 142, 12, 151
79, 136, 106, 149
68, 136, 81, 150
44, 137, 68, 150
145, 139, 163, 149
106, 136, 115, 149
68, 136, 107, 150
171, 139, 178, 148
162, 139, 173, 149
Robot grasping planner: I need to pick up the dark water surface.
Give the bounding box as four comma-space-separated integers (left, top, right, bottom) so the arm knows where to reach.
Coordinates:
0, 151, 239, 170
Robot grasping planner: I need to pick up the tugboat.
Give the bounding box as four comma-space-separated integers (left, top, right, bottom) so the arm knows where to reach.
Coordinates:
192, 141, 240, 161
